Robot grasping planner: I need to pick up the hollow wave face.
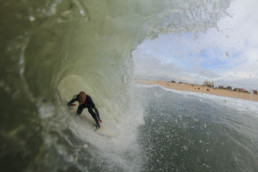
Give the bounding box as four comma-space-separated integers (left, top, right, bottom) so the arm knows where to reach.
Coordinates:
1, 0, 231, 171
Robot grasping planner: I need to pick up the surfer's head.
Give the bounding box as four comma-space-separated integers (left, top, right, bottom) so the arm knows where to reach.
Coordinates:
78, 91, 86, 104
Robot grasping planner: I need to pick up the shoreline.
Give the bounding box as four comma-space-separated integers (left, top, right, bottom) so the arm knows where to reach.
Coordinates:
135, 79, 258, 102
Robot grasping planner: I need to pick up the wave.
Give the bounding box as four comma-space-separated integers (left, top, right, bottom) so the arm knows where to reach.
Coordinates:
1, 0, 232, 171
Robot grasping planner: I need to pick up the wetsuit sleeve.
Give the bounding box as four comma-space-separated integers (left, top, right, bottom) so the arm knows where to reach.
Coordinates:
88, 96, 100, 118
67, 95, 78, 106
89, 96, 100, 118
93, 106, 100, 119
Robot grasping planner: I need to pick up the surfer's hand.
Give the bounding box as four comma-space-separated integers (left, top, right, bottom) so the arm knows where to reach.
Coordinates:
99, 119, 102, 123
71, 104, 76, 106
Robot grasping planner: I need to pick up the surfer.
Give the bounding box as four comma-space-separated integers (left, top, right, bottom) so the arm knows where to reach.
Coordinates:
67, 91, 102, 129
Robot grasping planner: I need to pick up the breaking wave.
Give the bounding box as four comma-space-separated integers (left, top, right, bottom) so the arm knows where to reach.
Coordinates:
1, 0, 232, 171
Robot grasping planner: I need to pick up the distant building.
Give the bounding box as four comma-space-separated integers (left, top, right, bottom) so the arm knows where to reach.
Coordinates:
203, 81, 214, 88
218, 85, 224, 89
233, 88, 249, 93
241, 89, 249, 93
253, 90, 257, 94
234, 88, 241, 92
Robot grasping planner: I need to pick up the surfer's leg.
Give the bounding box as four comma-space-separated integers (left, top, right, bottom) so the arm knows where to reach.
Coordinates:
76, 105, 84, 115
93, 107, 100, 120
88, 108, 100, 128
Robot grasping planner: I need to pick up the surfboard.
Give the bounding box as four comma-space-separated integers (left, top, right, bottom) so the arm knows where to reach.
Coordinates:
78, 113, 119, 137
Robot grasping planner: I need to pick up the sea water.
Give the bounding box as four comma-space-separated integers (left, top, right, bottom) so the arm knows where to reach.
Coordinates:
137, 85, 258, 172
1, 0, 257, 171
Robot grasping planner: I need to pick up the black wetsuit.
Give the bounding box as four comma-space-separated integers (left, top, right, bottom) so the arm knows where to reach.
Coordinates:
67, 94, 100, 128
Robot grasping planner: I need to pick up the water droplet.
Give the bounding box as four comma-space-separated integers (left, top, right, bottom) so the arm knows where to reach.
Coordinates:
29, 15, 35, 22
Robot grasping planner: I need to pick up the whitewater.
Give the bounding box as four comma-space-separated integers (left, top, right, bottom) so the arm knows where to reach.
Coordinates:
0, 0, 258, 172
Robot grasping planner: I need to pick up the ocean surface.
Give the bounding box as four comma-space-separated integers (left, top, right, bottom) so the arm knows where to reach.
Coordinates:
138, 85, 258, 172
1, 0, 258, 171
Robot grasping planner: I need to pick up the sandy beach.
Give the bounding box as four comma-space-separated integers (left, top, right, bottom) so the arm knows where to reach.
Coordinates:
136, 79, 258, 102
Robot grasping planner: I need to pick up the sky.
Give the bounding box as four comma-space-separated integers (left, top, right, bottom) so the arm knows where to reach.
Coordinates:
133, 0, 258, 91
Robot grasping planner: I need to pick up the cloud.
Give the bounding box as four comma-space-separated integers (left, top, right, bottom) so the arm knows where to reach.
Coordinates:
133, 0, 258, 90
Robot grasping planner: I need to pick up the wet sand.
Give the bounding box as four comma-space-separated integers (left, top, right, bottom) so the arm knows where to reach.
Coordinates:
136, 79, 258, 102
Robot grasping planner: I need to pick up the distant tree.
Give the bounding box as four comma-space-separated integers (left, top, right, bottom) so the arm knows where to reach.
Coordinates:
203, 80, 214, 88
227, 86, 232, 90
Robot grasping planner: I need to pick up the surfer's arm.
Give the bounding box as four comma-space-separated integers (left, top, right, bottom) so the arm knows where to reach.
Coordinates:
89, 97, 98, 115
93, 106, 99, 116
89, 96, 102, 122
93, 106, 102, 123
67, 96, 78, 106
